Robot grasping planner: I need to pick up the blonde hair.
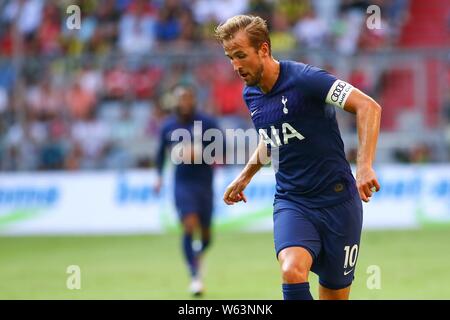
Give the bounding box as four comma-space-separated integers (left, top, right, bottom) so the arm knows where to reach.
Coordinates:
214, 15, 271, 54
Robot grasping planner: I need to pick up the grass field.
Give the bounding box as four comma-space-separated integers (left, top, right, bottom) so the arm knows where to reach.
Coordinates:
1, 226, 449, 299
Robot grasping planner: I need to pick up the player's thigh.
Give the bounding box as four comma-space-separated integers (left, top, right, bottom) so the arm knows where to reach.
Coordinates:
174, 185, 203, 229
273, 199, 321, 263
316, 193, 363, 290
175, 194, 199, 232
198, 191, 214, 230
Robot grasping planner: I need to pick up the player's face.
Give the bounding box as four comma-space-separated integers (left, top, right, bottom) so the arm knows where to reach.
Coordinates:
177, 89, 195, 117
223, 31, 265, 87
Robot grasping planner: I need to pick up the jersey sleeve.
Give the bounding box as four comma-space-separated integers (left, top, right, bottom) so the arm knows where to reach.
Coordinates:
242, 88, 251, 110
302, 65, 354, 109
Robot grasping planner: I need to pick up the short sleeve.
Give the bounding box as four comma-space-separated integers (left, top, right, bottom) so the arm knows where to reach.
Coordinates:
301, 65, 354, 109
242, 87, 251, 110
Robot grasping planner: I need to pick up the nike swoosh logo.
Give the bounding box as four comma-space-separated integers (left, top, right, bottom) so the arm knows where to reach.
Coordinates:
344, 269, 354, 276
250, 109, 258, 117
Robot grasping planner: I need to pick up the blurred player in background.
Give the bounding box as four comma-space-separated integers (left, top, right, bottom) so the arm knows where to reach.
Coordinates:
154, 85, 220, 296
216, 15, 382, 300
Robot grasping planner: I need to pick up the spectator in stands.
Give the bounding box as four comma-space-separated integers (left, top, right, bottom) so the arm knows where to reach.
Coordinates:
247, 0, 274, 25
26, 77, 63, 121
335, 0, 366, 55
40, 118, 67, 170
269, 11, 297, 52
409, 144, 431, 163
2, 0, 44, 37
173, 7, 200, 49
70, 109, 111, 169
4, 114, 46, 170
0, 0, 444, 171
0, 23, 13, 57
96, 0, 121, 47
37, 2, 61, 56
66, 81, 97, 120
154, 0, 186, 44
103, 61, 131, 100
130, 65, 162, 100
211, 66, 245, 116
276, 0, 310, 26
210, 65, 250, 131
77, 63, 103, 97
118, 0, 157, 54
193, 0, 249, 25
293, 7, 329, 50
64, 141, 83, 171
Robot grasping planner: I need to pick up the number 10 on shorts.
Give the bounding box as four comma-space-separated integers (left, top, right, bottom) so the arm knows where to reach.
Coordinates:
344, 245, 358, 268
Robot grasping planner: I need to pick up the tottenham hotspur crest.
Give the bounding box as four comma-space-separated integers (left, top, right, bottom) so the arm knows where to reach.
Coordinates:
282, 96, 288, 114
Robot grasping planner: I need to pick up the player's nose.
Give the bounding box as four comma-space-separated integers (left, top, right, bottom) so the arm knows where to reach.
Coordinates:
231, 60, 241, 72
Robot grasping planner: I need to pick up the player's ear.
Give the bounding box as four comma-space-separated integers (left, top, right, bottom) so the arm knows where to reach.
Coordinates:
258, 42, 270, 58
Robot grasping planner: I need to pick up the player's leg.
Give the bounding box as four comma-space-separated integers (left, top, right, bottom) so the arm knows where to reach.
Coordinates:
278, 247, 314, 300
278, 247, 313, 283
197, 192, 213, 256
314, 193, 363, 300
199, 227, 211, 255
319, 284, 351, 300
174, 183, 206, 296
193, 192, 213, 284
184, 188, 213, 296
181, 212, 201, 278
273, 199, 321, 300
192, 225, 210, 289
181, 212, 205, 296
175, 183, 201, 278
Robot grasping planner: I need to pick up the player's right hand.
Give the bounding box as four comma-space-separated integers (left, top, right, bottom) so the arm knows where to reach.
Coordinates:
153, 177, 163, 195
223, 177, 249, 205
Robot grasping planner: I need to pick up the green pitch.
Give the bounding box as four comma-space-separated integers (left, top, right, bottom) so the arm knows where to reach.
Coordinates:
0, 226, 449, 299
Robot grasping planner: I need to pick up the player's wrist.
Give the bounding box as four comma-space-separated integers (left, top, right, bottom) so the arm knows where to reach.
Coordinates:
356, 161, 373, 171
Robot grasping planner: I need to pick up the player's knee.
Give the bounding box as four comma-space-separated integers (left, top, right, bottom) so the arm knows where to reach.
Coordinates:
182, 214, 199, 233
281, 261, 309, 283
183, 223, 195, 234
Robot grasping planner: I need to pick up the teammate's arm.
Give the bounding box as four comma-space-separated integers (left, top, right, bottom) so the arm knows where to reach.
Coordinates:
343, 88, 382, 202
223, 138, 270, 205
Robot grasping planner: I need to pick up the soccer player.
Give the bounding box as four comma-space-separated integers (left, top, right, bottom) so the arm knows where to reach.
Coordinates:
216, 15, 381, 300
154, 85, 219, 296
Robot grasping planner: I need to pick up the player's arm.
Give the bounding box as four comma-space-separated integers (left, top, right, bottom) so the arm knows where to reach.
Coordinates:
343, 88, 382, 202
154, 125, 168, 195
302, 66, 381, 202
223, 138, 270, 205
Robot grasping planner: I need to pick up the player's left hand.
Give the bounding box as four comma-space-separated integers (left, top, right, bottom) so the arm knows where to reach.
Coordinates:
356, 166, 380, 203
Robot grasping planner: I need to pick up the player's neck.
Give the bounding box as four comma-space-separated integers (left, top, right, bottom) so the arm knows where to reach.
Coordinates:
258, 58, 280, 94
178, 111, 195, 123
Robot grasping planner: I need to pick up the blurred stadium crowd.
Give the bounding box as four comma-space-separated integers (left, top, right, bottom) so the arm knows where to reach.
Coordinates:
0, 0, 448, 171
